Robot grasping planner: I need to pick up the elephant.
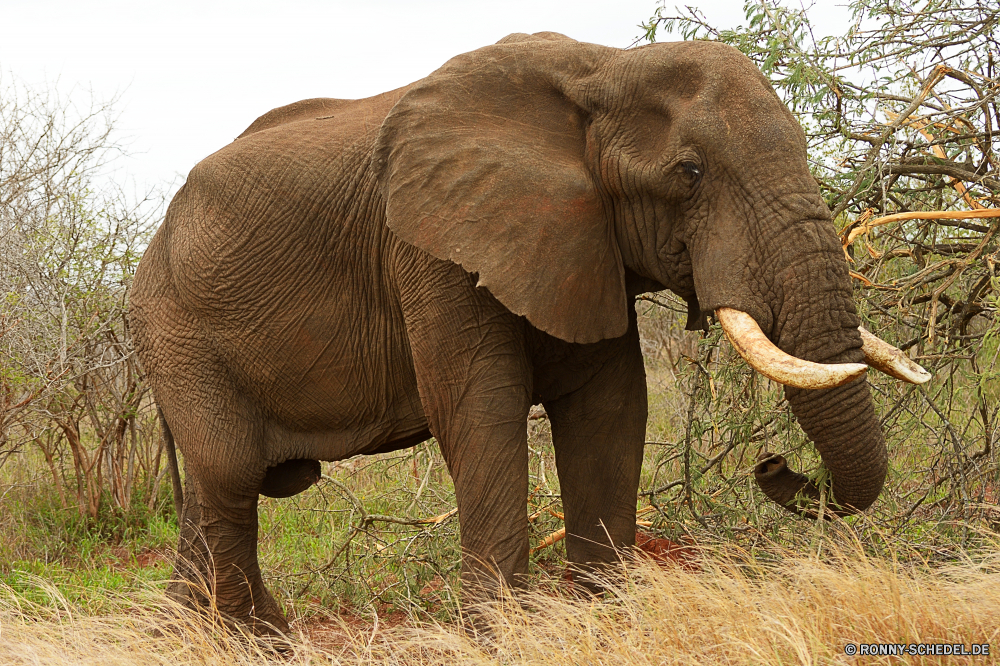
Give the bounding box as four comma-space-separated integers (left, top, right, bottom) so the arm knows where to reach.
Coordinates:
129, 31, 929, 634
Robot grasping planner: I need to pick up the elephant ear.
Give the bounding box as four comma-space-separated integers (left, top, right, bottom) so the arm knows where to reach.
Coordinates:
374, 36, 627, 344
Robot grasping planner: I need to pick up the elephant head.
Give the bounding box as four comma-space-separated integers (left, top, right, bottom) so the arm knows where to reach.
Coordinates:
374, 32, 928, 516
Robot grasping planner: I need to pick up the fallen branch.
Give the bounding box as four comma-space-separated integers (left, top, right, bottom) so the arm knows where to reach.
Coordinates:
530, 505, 662, 554
531, 528, 566, 553
850, 270, 875, 286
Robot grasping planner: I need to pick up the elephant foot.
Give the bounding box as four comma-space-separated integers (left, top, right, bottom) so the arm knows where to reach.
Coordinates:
455, 559, 533, 641
560, 560, 626, 598
167, 553, 290, 637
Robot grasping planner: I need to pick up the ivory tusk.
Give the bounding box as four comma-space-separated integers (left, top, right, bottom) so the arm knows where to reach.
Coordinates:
716, 308, 868, 389
859, 326, 932, 384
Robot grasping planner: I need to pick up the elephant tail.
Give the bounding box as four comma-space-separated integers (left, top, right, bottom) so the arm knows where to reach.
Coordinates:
159, 406, 184, 523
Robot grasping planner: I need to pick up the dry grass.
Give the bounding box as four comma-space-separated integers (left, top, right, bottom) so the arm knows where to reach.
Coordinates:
2, 539, 998, 665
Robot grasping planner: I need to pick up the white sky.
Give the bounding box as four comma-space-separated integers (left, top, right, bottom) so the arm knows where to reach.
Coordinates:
1, 1, 851, 197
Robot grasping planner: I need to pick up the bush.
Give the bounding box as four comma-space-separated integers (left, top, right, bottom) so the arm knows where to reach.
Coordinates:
0, 77, 167, 522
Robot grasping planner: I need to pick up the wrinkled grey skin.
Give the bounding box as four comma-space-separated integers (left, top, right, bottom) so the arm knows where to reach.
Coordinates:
130, 32, 886, 634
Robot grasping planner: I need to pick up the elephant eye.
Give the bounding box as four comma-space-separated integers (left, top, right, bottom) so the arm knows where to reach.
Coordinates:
679, 160, 702, 185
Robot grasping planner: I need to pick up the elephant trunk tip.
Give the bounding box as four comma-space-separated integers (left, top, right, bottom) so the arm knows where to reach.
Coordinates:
753, 452, 866, 519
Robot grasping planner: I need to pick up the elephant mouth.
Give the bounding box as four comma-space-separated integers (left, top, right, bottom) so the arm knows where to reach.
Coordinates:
715, 307, 931, 390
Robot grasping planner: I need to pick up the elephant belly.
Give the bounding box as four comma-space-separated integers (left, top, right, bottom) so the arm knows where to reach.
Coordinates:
211, 295, 429, 463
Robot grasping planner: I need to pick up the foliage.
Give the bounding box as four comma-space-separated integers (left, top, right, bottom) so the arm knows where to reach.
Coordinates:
639, 0, 999, 550
258, 446, 463, 617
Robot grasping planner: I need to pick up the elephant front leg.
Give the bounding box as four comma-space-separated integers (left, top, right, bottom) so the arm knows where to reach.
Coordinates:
169, 468, 287, 636
418, 333, 532, 599
544, 313, 647, 587
444, 408, 531, 598
397, 256, 533, 602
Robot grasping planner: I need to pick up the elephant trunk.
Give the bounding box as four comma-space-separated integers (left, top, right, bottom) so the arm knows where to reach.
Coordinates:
756, 377, 887, 516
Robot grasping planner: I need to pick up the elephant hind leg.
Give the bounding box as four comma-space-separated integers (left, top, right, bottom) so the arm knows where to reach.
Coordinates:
169, 469, 288, 636
155, 384, 287, 634
138, 290, 286, 634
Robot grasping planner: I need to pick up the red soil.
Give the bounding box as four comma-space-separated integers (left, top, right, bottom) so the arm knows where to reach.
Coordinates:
634, 530, 699, 570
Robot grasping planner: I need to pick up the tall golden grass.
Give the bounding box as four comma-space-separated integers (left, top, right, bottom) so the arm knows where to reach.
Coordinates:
2, 539, 998, 665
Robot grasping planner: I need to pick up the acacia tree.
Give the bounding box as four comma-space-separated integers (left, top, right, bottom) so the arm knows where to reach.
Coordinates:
0, 78, 166, 519
640, 0, 998, 540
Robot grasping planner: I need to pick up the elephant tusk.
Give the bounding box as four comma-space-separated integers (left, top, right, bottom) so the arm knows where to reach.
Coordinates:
859, 326, 932, 384
716, 308, 868, 389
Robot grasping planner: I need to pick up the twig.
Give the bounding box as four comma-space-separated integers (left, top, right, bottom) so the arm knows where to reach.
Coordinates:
640, 418, 771, 497
844, 208, 1000, 246
919, 385, 971, 502
405, 449, 435, 515
529, 506, 664, 554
